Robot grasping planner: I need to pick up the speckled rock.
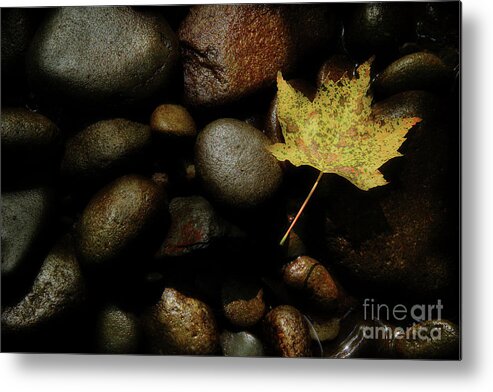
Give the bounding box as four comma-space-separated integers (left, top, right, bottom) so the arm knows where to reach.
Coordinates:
61, 119, 152, 183
76, 175, 169, 268
144, 287, 219, 355
27, 7, 179, 106
1, 107, 61, 183
1, 236, 85, 334
96, 305, 141, 354
156, 196, 244, 258
220, 330, 264, 357
195, 118, 283, 208
282, 256, 339, 310
263, 305, 311, 357
306, 314, 340, 342
1, 187, 53, 280
395, 319, 460, 359
374, 52, 453, 96
179, 4, 334, 106
222, 277, 265, 328
150, 104, 197, 137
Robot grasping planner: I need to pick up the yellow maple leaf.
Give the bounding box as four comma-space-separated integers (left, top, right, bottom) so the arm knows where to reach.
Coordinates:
268, 59, 421, 191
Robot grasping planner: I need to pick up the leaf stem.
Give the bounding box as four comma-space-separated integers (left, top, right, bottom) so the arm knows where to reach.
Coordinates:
280, 171, 324, 246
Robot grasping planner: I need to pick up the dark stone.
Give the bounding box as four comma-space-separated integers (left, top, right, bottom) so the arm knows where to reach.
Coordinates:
221, 276, 265, 328
75, 175, 169, 269
220, 330, 264, 357
179, 4, 334, 107
1, 107, 61, 185
144, 287, 219, 355
317, 55, 356, 86
374, 52, 454, 97
394, 319, 460, 359
344, 3, 416, 61
263, 305, 311, 357
195, 118, 283, 208
95, 305, 141, 354
27, 7, 179, 107
156, 196, 244, 257
1, 236, 86, 335
1, 187, 54, 280
61, 119, 152, 183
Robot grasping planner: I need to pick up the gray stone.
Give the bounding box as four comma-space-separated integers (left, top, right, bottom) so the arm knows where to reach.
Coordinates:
96, 305, 141, 354
195, 118, 283, 208
220, 331, 264, 357
27, 7, 179, 106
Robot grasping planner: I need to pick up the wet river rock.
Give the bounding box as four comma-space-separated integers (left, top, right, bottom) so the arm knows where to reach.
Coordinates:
150, 104, 197, 138
394, 319, 460, 359
263, 305, 311, 357
1, 187, 54, 281
179, 4, 334, 107
1, 236, 85, 335
96, 305, 141, 354
61, 119, 152, 183
1, 107, 61, 184
282, 256, 339, 310
195, 119, 283, 208
144, 287, 219, 355
374, 52, 453, 97
27, 6, 179, 106
220, 330, 264, 357
221, 276, 265, 328
156, 196, 244, 258
76, 175, 169, 269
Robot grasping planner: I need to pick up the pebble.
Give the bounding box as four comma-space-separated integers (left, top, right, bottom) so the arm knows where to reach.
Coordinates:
27, 7, 179, 106
76, 175, 169, 268
220, 330, 264, 357
150, 104, 197, 138
144, 287, 219, 355
61, 119, 152, 183
221, 276, 265, 328
179, 4, 334, 106
96, 305, 141, 354
195, 118, 283, 208
374, 52, 453, 96
282, 256, 339, 310
263, 305, 311, 357
1, 236, 86, 334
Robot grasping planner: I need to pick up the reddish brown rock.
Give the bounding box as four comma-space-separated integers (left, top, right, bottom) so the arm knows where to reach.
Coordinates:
179, 4, 334, 107
317, 55, 356, 86
263, 305, 311, 357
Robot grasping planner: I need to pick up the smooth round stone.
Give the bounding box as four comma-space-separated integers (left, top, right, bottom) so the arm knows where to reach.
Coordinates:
263, 305, 311, 357
282, 256, 339, 310
374, 52, 453, 96
150, 104, 197, 137
221, 277, 265, 328
195, 118, 283, 208
61, 119, 152, 182
395, 319, 460, 359
317, 55, 355, 86
76, 175, 168, 268
220, 331, 264, 357
1, 107, 61, 183
144, 287, 219, 355
179, 4, 334, 107
96, 305, 141, 354
306, 314, 340, 342
1, 236, 86, 334
1, 187, 53, 279
27, 6, 179, 106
